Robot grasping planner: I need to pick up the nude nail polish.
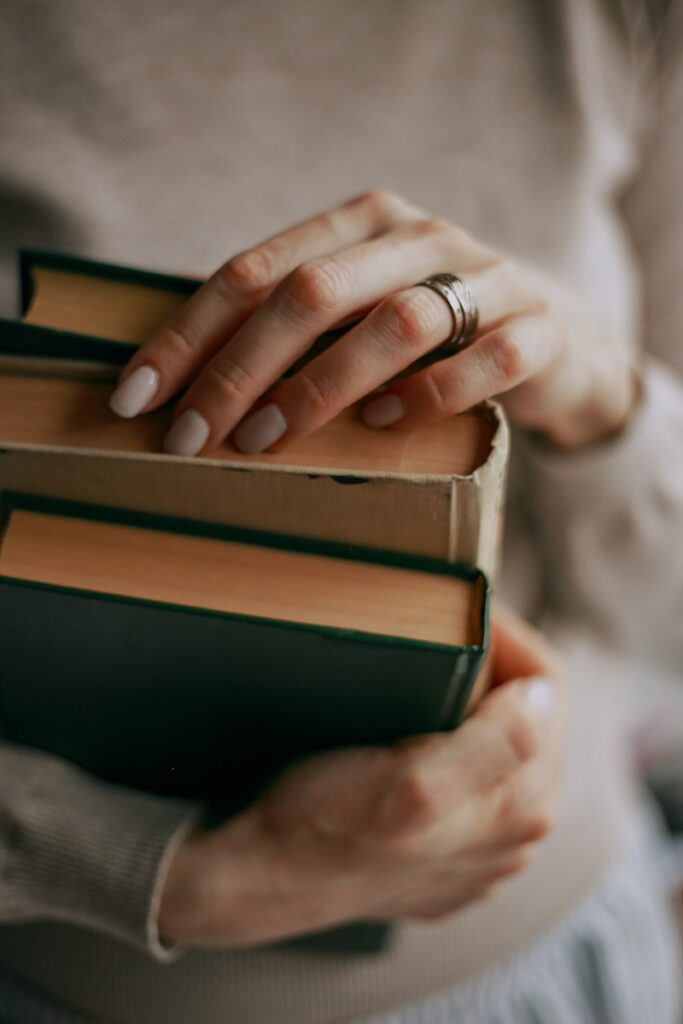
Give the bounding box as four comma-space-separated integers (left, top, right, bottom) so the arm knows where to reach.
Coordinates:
163, 409, 211, 457
109, 366, 160, 419
233, 404, 288, 454
521, 678, 553, 720
361, 393, 405, 429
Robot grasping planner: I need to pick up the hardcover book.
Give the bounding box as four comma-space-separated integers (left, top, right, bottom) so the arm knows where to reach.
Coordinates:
0, 250, 504, 953
0, 495, 489, 807
0, 250, 509, 573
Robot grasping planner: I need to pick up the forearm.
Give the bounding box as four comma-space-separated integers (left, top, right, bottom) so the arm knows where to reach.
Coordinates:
157, 809, 274, 947
0, 742, 201, 961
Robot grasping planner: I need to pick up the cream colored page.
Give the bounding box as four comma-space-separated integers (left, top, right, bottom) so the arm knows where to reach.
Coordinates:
24, 267, 187, 345
0, 509, 478, 646
0, 373, 492, 475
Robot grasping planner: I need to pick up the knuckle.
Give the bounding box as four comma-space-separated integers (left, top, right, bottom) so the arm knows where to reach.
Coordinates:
421, 366, 458, 420
156, 322, 197, 360
493, 768, 539, 833
374, 756, 440, 844
383, 290, 443, 349
488, 327, 526, 384
413, 216, 452, 240
493, 774, 523, 829
218, 248, 277, 297
284, 260, 343, 316
294, 369, 336, 417
391, 766, 439, 831
204, 358, 257, 402
522, 805, 558, 842
318, 207, 345, 237
499, 704, 540, 768
493, 771, 557, 841
360, 188, 402, 221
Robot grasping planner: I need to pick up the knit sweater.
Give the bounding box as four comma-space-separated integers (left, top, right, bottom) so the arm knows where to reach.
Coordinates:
1, 1, 682, 1022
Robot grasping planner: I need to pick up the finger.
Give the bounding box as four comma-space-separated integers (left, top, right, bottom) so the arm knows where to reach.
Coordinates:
162, 222, 500, 455
464, 811, 556, 852
360, 312, 561, 431
405, 882, 495, 920
489, 605, 563, 687
230, 286, 455, 455
474, 747, 562, 850
216, 247, 522, 454
230, 255, 525, 453
404, 845, 537, 919
433, 668, 564, 847
374, 676, 557, 842
109, 190, 419, 419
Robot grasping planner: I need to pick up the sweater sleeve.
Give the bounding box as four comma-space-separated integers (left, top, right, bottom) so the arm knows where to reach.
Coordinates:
514, 2, 683, 662
516, 359, 683, 656
0, 741, 201, 962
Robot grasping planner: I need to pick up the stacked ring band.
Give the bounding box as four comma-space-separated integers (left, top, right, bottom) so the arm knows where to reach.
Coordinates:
418, 273, 479, 352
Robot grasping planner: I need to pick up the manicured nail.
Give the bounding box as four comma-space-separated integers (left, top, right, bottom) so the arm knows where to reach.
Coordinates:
521, 678, 553, 720
163, 409, 210, 457
109, 366, 160, 419
233, 404, 288, 454
361, 393, 405, 429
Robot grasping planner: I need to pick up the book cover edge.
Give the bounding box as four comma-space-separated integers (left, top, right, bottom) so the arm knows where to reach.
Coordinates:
0, 493, 490, 659
19, 248, 200, 314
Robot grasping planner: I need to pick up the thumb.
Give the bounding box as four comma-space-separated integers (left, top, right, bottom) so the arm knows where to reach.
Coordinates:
374, 675, 558, 840
453, 675, 557, 794
489, 604, 562, 687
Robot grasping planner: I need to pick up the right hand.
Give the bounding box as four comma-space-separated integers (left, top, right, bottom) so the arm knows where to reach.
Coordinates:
111, 190, 637, 456
159, 608, 565, 947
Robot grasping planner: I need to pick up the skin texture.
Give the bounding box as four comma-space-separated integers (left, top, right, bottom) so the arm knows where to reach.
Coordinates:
158, 607, 566, 948
110, 189, 639, 455
137, 191, 630, 943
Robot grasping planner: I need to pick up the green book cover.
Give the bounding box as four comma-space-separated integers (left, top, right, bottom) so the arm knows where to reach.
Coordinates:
0, 494, 489, 806
0, 495, 489, 955
0, 248, 347, 367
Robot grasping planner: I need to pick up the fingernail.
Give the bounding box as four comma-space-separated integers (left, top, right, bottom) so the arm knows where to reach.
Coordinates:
109, 366, 160, 418
361, 393, 405, 429
233, 404, 288, 454
163, 409, 211, 457
521, 677, 553, 719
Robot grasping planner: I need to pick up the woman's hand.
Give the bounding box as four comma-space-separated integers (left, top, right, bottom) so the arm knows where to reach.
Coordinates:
110, 190, 638, 456
158, 608, 565, 948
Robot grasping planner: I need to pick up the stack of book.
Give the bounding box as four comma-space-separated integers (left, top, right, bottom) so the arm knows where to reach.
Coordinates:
0, 250, 509, 807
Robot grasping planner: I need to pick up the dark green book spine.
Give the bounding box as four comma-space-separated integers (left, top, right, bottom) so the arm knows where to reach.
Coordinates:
19, 248, 199, 314
4, 249, 357, 367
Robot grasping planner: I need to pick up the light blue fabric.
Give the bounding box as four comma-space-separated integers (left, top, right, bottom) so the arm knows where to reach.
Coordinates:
1, 809, 681, 1024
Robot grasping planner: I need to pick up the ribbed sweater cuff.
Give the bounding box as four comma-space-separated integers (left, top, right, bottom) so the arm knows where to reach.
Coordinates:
513, 359, 681, 515
0, 743, 202, 962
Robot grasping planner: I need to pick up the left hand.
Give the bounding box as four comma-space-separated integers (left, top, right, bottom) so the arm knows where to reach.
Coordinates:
109, 189, 638, 456
158, 606, 565, 947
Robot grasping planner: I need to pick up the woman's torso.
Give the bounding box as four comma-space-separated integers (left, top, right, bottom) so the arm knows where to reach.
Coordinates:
0, 2, 650, 1021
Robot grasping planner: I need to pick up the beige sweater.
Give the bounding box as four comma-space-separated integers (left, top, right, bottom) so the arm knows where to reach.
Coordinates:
1, 1, 683, 1022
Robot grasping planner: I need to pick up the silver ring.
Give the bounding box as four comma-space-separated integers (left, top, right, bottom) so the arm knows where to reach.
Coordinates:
418, 273, 479, 351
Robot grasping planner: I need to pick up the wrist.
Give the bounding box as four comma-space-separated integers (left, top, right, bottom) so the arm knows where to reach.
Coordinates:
542, 364, 640, 450
156, 825, 206, 945
158, 809, 270, 946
